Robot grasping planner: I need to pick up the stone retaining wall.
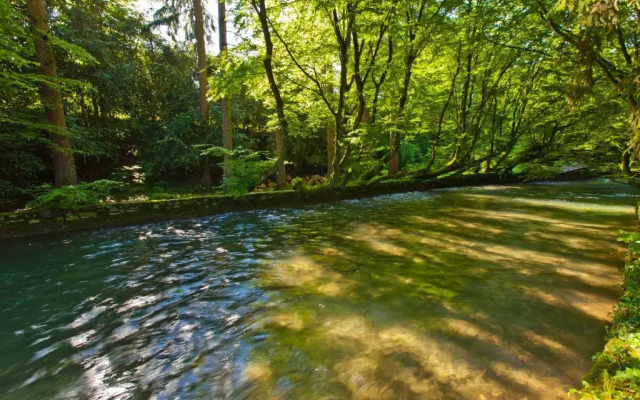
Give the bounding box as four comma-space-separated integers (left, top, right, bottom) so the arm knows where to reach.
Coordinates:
0, 171, 593, 239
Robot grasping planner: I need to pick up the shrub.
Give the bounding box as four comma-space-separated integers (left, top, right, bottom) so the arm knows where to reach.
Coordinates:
399, 141, 424, 169
0, 180, 28, 211
28, 180, 124, 211
291, 177, 306, 192
220, 148, 274, 195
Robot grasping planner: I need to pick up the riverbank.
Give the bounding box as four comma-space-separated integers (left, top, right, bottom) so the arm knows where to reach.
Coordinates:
0, 170, 599, 239
572, 205, 640, 399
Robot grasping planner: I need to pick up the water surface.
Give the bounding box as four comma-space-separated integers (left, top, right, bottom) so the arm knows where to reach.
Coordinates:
0, 180, 637, 399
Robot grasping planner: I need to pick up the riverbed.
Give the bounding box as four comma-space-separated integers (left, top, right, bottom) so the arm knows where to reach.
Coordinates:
0, 180, 637, 399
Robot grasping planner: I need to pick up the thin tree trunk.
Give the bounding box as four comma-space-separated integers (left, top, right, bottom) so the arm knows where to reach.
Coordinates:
324, 64, 336, 177
193, 0, 211, 186
389, 61, 413, 176
26, 0, 77, 187
388, 1, 426, 176
327, 122, 336, 176
275, 128, 286, 188
219, 0, 233, 171
252, 0, 289, 188
361, 107, 371, 124
327, 6, 356, 186
389, 126, 399, 175
371, 35, 393, 125
622, 146, 632, 176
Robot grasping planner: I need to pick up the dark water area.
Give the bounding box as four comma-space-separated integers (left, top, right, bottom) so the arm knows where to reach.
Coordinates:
0, 180, 638, 399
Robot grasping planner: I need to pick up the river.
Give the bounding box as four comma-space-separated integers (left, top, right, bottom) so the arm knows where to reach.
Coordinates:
0, 180, 637, 399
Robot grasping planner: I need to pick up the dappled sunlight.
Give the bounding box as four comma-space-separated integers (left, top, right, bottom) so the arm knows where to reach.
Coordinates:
314, 246, 349, 258
461, 193, 636, 214
326, 317, 482, 399
522, 287, 616, 323
264, 253, 353, 298
321, 316, 570, 399
446, 207, 619, 232
266, 255, 326, 286
365, 238, 407, 256
346, 224, 408, 256
4, 182, 637, 399
272, 313, 305, 331
394, 226, 621, 290
524, 230, 623, 254
554, 266, 620, 288
441, 318, 503, 345
521, 330, 579, 359
241, 183, 637, 399
410, 215, 504, 236
244, 362, 277, 400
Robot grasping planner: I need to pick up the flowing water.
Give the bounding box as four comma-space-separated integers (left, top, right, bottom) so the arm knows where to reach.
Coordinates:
1, 180, 638, 400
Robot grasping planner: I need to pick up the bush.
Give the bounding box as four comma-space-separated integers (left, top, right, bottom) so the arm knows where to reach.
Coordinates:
291, 177, 306, 192
28, 180, 124, 211
399, 141, 424, 169
0, 180, 29, 211
220, 148, 274, 195
140, 111, 211, 179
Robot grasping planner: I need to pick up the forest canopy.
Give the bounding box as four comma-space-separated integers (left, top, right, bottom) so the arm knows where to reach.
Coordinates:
1, 0, 638, 210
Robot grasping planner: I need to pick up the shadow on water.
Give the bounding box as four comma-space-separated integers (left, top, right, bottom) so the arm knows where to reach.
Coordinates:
0, 180, 638, 399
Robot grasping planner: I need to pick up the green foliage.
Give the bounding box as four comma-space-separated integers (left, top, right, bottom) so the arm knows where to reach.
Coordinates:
0, 0, 638, 209
220, 148, 274, 195
513, 162, 563, 182
291, 177, 306, 192
142, 111, 209, 178
0, 180, 28, 211
398, 142, 424, 169
27, 180, 124, 211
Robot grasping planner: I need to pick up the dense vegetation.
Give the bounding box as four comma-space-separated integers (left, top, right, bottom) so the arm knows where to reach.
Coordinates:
1, 0, 639, 211
2, 0, 640, 397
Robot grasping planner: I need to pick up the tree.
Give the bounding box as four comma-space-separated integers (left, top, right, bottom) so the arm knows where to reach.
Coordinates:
218, 0, 233, 176
192, 0, 213, 186
250, 0, 289, 189
532, 0, 640, 174
25, 0, 78, 187
151, 0, 216, 185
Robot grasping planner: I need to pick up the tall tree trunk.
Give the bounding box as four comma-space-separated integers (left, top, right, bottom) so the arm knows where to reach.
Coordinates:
26, 0, 77, 187
193, 0, 211, 187
219, 0, 233, 172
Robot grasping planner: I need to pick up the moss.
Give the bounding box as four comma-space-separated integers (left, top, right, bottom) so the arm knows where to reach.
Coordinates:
79, 212, 98, 219
0, 172, 605, 239
65, 213, 79, 221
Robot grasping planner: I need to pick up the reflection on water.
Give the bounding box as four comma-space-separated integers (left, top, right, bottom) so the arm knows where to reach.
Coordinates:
0, 180, 638, 399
